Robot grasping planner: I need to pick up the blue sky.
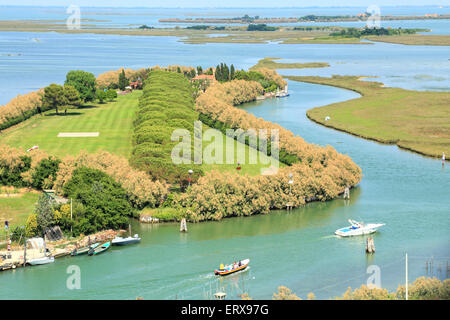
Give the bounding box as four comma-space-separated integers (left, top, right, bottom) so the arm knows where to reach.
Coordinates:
0, 1, 449, 7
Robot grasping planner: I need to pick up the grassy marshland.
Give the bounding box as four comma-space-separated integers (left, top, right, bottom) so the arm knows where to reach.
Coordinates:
286, 75, 450, 159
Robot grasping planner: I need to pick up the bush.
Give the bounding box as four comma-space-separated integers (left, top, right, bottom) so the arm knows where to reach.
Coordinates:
25, 213, 38, 237
31, 157, 61, 189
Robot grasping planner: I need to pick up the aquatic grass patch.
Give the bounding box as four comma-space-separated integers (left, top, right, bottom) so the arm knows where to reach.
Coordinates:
251, 57, 329, 70
286, 75, 450, 159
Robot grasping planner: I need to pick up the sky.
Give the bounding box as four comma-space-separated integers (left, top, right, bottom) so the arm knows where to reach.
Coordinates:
0, 1, 449, 8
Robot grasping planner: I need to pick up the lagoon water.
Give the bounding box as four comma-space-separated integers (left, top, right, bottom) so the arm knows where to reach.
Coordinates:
0, 7, 449, 299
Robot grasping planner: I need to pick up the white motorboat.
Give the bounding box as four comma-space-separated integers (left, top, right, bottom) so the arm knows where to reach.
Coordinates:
112, 234, 141, 246
27, 255, 54, 265
335, 219, 385, 237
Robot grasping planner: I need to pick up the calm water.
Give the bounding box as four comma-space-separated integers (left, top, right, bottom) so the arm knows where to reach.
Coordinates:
0, 7, 449, 299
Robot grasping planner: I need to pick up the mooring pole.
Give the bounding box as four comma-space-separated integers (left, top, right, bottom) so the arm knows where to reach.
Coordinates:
405, 253, 408, 300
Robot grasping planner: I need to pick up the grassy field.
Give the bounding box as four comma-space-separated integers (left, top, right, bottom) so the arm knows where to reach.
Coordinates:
0, 89, 281, 175
250, 57, 329, 70
285, 75, 450, 159
0, 92, 141, 158
366, 34, 450, 46
0, 191, 39, 236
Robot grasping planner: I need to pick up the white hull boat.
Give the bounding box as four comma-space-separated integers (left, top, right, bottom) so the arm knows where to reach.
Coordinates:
335, 219, 385, 237
112, 234, 141, 246
28, 256, 55, 265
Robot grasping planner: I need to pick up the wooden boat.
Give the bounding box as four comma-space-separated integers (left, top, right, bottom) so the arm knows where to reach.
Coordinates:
71, 242, 100, 256
112, 234, 141, 246
214, 259, 250, 276
88, 241, 111, 256
28, 256, 54, 265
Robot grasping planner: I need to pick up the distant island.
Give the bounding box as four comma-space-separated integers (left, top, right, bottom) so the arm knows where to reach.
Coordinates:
159, 14, 450, 24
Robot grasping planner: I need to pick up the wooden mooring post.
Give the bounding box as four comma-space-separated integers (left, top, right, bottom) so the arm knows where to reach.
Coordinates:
180, 218, 187, 232
366, 237, 375, 254
343, 186, 350, 200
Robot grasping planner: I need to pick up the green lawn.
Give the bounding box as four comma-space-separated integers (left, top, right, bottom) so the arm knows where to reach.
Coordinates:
0, 91, 142, 158
0, 192, 39, 236
286, 75, 450, 159
0, 89, 281, 175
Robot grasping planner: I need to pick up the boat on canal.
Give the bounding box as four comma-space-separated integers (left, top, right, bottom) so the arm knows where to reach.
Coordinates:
88, 242, 111, 256
28, 255, 54, 265
71, 242, 100, 256
335, 219, 385, 237
214, 259, 250, 276
112, 234, 141, 246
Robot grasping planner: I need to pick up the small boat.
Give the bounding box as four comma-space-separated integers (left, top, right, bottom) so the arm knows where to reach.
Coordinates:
214, 259, 250, 276
71, 242, 100, 256
335, 219, 385, 237
112, 234, 141, 246
28, 255, 54, 265
88, 241, 111, 256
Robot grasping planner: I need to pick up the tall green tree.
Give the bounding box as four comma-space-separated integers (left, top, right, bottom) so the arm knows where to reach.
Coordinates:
63, 84, 83, 109
42, 83, 67, 114
118, 69, 129, 91
35, 194, 55, 233
230, 64, 235, 80
65, 70, 97, 102
63, 167, 133, 234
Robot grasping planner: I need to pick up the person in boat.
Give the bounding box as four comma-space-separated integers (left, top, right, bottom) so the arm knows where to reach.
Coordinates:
220, 263, 224, 270
238, 260, 241, 267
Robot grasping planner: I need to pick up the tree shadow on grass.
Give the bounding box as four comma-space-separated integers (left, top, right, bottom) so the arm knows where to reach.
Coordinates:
44, 112, 83, 117
77, 104, 98, 109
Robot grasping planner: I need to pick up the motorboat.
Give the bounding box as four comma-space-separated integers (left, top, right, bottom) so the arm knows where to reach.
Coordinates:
214, 259, 250, 276
112, 234, 141, 246
335, 219, 385, 237
28, 255, 54, 265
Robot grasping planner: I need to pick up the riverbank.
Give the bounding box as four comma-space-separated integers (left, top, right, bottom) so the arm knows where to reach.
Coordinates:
285, 75, 450, 159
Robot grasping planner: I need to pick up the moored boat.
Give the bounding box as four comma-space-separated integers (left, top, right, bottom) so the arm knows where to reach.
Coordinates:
28, 256, 54, 265
214, 259, 250, 276
335, 219, 385, 237
88, 241, 111, 256
112, 234, 141, 246
71, 242, 100, 256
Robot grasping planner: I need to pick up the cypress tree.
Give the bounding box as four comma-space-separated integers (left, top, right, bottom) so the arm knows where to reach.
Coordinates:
230, 64, 235, 80
118, 69, 129, 91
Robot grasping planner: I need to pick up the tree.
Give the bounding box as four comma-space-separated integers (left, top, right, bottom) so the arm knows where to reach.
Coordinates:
42, 83, 67, 114
230, 64, 235, 80
106, 89, 117, 101
118, 68, 129, 91
35, 193, 55, 233
96, 89, 107, 103
63, 84, 83, 112
65, 70, 97, 102
31, 157, 61, 189
63, 167, 134, 234
25, 213, 38, 237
